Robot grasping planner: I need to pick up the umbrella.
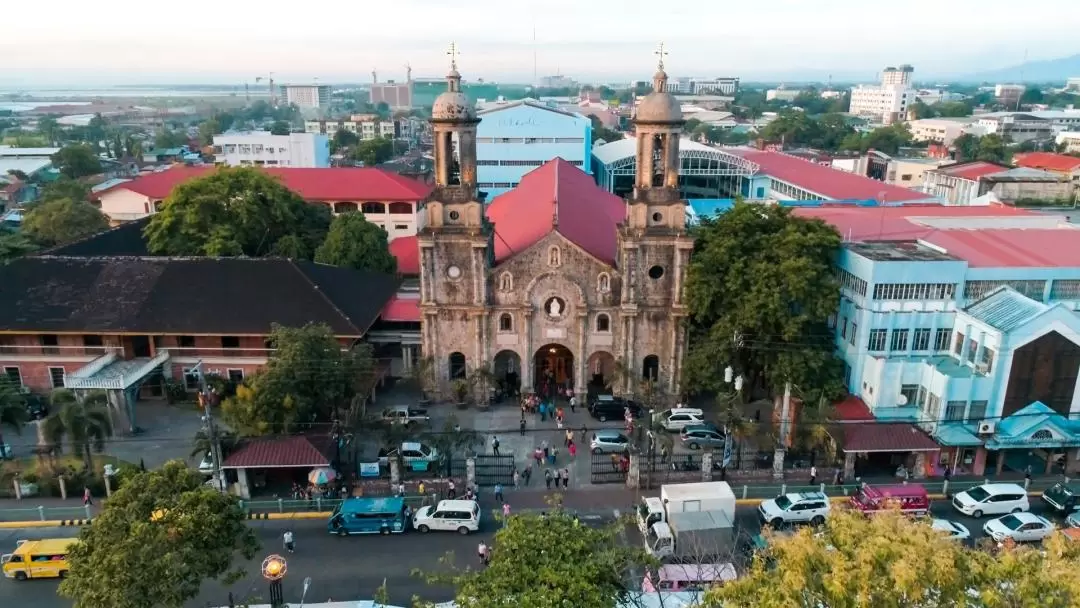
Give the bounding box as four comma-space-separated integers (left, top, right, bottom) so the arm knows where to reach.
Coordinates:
308, 467, 337, 485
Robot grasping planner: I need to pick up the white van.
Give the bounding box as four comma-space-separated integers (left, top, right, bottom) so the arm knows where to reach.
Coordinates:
413, 499, 481, 535
952, 483, 1029, 518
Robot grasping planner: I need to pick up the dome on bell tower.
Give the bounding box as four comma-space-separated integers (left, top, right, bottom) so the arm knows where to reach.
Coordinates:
431, 49, 476, 123
634, 47, 683, 125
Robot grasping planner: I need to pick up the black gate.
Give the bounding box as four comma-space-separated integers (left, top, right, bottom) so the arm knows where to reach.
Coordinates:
473, 454, 515, 486
591, 452, 629, 484
639, 452, 705, 489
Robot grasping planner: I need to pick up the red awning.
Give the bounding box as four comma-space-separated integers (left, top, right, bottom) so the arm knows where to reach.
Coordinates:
833, 396, 874, 422
221, 436, 330, 469
843, 423, 940, 454
380, 295, 420, 322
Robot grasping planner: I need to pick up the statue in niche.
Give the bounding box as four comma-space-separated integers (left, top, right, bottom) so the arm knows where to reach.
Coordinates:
546, 297, 564, 318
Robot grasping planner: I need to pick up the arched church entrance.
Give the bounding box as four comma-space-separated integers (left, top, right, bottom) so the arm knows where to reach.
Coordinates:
493, 350, 522, 399
534, 343, 574, 399
585, 351, 616, 397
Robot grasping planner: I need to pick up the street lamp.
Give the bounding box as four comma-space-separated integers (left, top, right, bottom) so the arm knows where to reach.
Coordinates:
261, 554, 288, 608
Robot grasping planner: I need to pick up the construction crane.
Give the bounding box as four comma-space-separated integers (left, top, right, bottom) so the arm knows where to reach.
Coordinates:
255, 72, 276, 106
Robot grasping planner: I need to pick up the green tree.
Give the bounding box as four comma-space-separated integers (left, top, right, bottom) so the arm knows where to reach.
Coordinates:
953, 132, 980, 162
0, 226, 39, 262
331, 129, 359, 151
143, 166, 331, 257
42, 389, 113, 472
352, 137, 394, 166
425, 509, 649, 608
58, 461, 259, 608
315, 213, 397, 273
977, 133, 1010, 164
0, 380, 27, 455
22, 197, 110, 247
1020, 86, 1045, 106
221, 323, 377, 435
51, 144, 102, 179
683, 202, 845, 401
154, 130, 188, 149
38, 115, 60, 145
934, 100, 974, 117
198, 118, 221, 147
86, 113, 108, 143
843, 123, 913, 155
41, 178, 91, 203
269, 120, 290, 135
908, 100, 935, 119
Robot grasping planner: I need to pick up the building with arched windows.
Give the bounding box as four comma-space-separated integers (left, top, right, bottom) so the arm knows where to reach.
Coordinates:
409, 51, 693, 400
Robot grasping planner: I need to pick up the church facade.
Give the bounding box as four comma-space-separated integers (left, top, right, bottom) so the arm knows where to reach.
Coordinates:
416, 52, 694, 401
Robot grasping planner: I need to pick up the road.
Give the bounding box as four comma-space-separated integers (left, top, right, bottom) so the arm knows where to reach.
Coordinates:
0, 497, 1069, 607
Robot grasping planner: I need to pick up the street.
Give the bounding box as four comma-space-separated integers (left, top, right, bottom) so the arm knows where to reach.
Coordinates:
0, 496, 1071, 607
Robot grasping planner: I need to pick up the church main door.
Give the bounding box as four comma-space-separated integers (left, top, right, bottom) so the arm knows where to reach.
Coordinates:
533, 344, 574, 398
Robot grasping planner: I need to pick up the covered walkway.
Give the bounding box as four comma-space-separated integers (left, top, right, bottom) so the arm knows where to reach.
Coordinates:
64, 350, 171, 434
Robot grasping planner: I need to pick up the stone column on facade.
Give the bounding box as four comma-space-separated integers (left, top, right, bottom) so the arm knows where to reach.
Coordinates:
625, 316, 637, 395
664, 134, 680, 189
843, 452, 856, 480
576, 312, 587, 396
522, 311, 534, 393
667, 324, 678, 397
672, 322, 686, 397
672, 247, 683, 306
996, 451, 1007, 475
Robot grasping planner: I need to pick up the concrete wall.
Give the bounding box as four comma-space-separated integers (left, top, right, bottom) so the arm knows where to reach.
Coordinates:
98, 188, 156, 223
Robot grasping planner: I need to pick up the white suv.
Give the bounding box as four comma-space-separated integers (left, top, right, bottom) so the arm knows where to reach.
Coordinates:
758, 492, 831, 527
952, 483, 1029, 518
656, 408, 705, 432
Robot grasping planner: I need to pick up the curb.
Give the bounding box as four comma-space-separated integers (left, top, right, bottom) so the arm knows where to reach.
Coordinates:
0, 518, 92, 529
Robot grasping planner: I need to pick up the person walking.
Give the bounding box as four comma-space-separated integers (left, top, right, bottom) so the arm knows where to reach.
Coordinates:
580, 425, 588, 444
283, 530, 295, 554
397, 482, 406, 497
523, 465, 532, 486
520, 417, 527, 437
565, 429, 573, 447
513, 469, 521, 489
544, 468, 553, 489
478, 542, 488, 566
448, 480, 457, 500
542, 439, 550, 460
418, 481, 426, 496
834, 469, 843, 486
568, 441, 577, 459
569, 394, 577, 413
809, 466, 817, 486
561, 467, 570, 489
494, 483, 504, 503
502, 502, 511, 526
82, 486, 93, 507
492, 436, 501, 456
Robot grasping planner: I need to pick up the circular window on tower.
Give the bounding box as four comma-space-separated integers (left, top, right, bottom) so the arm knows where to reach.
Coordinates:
449, 210, 460, 221
648, 265, 665, 280
446, 265, 462, 279
652, 212, 663, 223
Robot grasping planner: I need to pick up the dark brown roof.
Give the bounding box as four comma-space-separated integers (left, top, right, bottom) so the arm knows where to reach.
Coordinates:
45, 217, 151, 257
843, 423, 940, 453
0, 256, 398, 336
221, 436, 331, 469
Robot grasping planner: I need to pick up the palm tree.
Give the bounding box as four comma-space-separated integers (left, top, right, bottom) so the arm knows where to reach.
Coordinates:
42, 389, 113, 472
0, 382, 28, 458
190, 429, 237, 460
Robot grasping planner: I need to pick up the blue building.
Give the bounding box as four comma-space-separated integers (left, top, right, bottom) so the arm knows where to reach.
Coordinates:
801, 204, 1080, 480
476, 101, 592, 198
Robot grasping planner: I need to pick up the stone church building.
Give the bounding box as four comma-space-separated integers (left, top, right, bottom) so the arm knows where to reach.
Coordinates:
416, 54, 694, 400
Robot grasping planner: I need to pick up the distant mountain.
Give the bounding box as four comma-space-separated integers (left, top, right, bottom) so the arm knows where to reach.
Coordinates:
959, 54, 1080, 83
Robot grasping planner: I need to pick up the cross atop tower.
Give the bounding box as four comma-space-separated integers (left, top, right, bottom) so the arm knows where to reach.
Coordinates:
654, 42, 668, 71
447, 42, 459, 71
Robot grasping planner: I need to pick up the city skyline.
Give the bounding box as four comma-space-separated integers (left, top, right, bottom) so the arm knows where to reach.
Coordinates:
3, 0, 1080, 86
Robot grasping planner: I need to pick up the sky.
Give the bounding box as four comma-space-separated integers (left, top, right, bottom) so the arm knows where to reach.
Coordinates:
2, 0, 1079, 87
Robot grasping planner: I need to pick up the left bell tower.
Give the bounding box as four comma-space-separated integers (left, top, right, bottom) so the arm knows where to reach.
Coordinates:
417, 43, 492, 387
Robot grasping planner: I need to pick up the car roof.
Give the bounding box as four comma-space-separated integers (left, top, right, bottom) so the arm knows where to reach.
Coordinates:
596, 430, 627, 439
666, 407, 704, 415
683, 424, 720, 432
1006, 512, 1046, 523
436, 499, 479, 510
793, 492, 827, 501
401, 441, 429, 450
978, 483, 1027, 493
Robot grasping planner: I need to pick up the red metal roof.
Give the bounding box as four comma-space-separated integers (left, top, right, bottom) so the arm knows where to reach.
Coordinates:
792, 205, 1036, 242
389, 235, 420, 275
843, 423, 940, 453
921, 229, 1080, 268
221, 436, 330, 469
933, 161, 1008, 181
833, 396, 874, 422
96, 166, 432, 201
1014, 152, 1080, 174
380, 294, 421, 322
485, 158, 626, 265
726, 149, 929, 202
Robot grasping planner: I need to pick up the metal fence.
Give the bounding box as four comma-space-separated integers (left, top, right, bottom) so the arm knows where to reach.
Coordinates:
639, 452, 705, 489
590, 452, 629, 484
473, 454, 515, 486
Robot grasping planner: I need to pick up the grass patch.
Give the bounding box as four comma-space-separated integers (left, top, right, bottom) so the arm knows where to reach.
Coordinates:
0, 455, 138, 499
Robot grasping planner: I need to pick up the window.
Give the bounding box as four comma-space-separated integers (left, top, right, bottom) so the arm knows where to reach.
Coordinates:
548, 246, 561, 267
182, 368, 200, 390
227, 369, 244, 383
388, 202, 412, 214
917, 386, 928, 408
221, 336, 240, 350
449, 352, 467, 380
836, 268, 868, 297
3, 367, 21, 388
965, 338, 978, 363
648, 265, 665, 280
849, 323, 857, 346
944, 401, 966, 422
967, 400, 988, 423
596, 314, 610, 332
900, 384, 919, 406
890, 329, 909, 351
871, 283, 955, 301
980, 348, 995, 373
40, 334, 59, 355
868, 329, 887, 351
83, 335, 104, 354
0, 336, 14, 355
912, 328, 931, 351
178, 335, 196, 348
934, 328, 950, 351
361, 202, 386, 214
597, 273, 611, 293
642, 355, 660, 381
964, 280, 1045, 301
499, 272, 513, 292
840, 317, 848, 340
48, 367, 65, 389
926, 393, 942, 416
953, 332, 965, 356
394, 224, 408, 231
498, 313, 513, 332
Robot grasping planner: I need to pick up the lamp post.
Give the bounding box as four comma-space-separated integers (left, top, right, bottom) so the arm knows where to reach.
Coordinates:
261, 554, 288, 608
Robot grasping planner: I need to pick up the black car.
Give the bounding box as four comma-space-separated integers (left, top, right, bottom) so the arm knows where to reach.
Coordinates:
25, 394, 48, 421
588, 395, 643, 422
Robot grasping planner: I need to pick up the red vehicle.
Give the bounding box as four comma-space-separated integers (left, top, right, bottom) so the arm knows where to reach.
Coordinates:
848, 483, 930, 516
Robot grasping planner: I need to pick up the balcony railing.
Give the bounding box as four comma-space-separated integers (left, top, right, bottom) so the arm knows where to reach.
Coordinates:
0, 344, 121, 358
159, 346, 276, 360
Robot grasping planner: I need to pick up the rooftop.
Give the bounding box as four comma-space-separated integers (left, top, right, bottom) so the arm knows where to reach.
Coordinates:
792, 204, 1038, 242
930, 161, 1009, 181
981, 167, 1065, 183
592, 137, 723, 166
222, 435, 331, 469
919, 228, 1080, 268
0, 158, 52, 176
1014, 152, 1080, 173
846, 241, 959, 262
388, 235, 419, 275
963, 286, 1047, 332
0, 146, 61, 157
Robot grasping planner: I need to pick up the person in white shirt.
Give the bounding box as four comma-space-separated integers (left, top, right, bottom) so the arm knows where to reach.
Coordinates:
478, 542, 489, 565
283, 530, 295, 553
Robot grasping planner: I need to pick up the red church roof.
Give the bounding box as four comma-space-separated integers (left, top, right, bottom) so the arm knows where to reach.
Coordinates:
486, 158, 626, 265
389, 235, 420, 275
1013, 152, 1080, 174
380, 294, 421, 322
96, 166, 432, 201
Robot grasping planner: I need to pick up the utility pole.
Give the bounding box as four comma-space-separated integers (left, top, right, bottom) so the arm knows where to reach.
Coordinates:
195, 361, 226, 492
773, 381, 792, 480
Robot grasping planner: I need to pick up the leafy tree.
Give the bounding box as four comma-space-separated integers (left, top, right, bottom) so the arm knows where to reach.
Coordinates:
1020, 86, 1044, 106
0, 226, 39, 262
684, 201, 845, 402
908, 100, 935, 119
269, 120, 290, 135
759, 111, 854, 151
38, 115, 60, 145
42, 389, 113, 472
41, 178, 91, 203
705, 509, 1080, 608
51, 144, 102, 179
352, 137, 394, 166
22, 197, 110, 247
6, 169, 29, 181
221, 323, 377, 435
842, 123, 913, 155
154, 130, 188, 149
331, 128, 360, 151
953, 132, 980, 162
0, 380, 27, 455
424, 509, 649, 608
934, 100, 974, 117
58, 461, 259, 608
315, 213, 397, 273
977, 133, 1010, 164
86, 113, 108, 143
143, 166, 331, 257
198, 118, 221, 147
589, 115, 623, 144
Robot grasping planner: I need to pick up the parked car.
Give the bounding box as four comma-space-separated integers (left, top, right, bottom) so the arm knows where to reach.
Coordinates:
655, 407, 706, 432
758, 492, 830, 527
930, 519, 971, 541
588, 395, 642, 422
197, 451, 214, 475
680, 425, 725, 450
952, 483, 1029, 518
413, 499, 481, 535
590, 430, 631, 454
1068, 511, 1080, 529
382, 405, 430, 428
983, 513, 1055, 544
24, 394, 47, 421
378, 442, 440, 471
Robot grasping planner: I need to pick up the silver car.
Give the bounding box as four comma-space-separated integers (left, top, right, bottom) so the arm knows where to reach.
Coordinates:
590, 431, 630, 454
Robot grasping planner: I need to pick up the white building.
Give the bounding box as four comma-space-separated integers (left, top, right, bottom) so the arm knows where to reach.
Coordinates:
907, 117, 978, 146
1067, 77, 1080, 92
670, 77, 739, 95
766, 88, 803, 102
1057, 131, 1080, 154
213, 131, 330, 168
305, 114, 407, 141
849, 65, 915, 125
973, 113, 1054, 144
282, 84, 332, 109
914, 89, 965, 105
994, 84, 1025, 109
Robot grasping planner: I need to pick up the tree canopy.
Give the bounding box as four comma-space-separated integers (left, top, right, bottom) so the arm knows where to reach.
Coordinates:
221, 323, 377, 435
58, 461, 259, 608
760, 111, 855, 152
314, 212, 397, 273
433, 509, 648, 608
840, 123, 915, 155
953, 133, 1011, 165
684, 202, 845, 400
704, 509, 1080, 608
143, 166, 331, 257
51, 144, 102, 179
352, 137, 394, 166
22, 196, 110, 247
269, 120, 290, 135
0, 226, 39, 262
